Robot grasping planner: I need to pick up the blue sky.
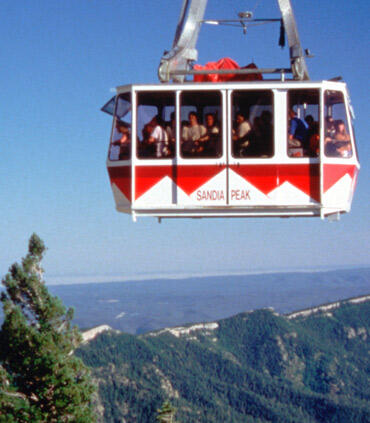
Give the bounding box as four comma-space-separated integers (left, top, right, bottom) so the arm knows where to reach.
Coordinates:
0, 0, 369, 284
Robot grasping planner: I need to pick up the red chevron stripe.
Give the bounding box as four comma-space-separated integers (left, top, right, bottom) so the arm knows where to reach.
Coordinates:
110, 163, 358, 203
323, 164, 357, 193
229, 164, 277, 195
135, 165, 175, 200
108, 166, 132, 202
176, 164, 226, 195
278, 164, 320, 202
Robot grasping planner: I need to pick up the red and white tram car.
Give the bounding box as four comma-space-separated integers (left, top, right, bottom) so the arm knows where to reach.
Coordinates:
104, 80, 358, 220
103, 1, 359, 221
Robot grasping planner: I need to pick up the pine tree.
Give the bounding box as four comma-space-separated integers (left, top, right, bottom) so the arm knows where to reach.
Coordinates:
156, 400, 177, 423
0, 234, 96, 422
0, 364, 31, 423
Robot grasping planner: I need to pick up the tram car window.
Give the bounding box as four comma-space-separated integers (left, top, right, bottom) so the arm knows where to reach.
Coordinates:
137, 91, 175, 159
109, 93, 132, 161
287, 89, 319, 158
231, 90, 273, 158
180, 91, 222, 158
324, 91, 353, 158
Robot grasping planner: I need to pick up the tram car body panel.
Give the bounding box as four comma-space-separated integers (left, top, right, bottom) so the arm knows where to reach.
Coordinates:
105, 80, 359, 220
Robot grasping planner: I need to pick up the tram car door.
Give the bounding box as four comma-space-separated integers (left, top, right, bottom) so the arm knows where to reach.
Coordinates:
175, 89, 228, 212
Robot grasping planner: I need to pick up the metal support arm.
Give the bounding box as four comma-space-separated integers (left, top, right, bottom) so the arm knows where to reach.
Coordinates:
277, 0, 309, 80
158, 0, 207, 83
158, 0, 309, 83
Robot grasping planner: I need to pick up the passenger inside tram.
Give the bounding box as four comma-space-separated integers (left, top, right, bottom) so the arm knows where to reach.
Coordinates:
165, 112, 176, 155
305, 115, 319, 157
324, 116, 336, 140
165, 112, 176, 143
324, 117, 352, 158
181, 111, 207, 156
199, 113, 220, 156
334, 120, 352, 157
334, 120, 350, 142
232, 112, 252, 156
305, 114, 315, 137
287, 109, 309, 157
109, 120, 131, 160
142, 115, 171, 158
324, 90, 353, 158
232, 110, 274, 158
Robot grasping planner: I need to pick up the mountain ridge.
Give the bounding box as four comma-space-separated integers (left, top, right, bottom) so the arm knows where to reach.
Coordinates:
81, 293, 370, 341
77, 295, 370, 422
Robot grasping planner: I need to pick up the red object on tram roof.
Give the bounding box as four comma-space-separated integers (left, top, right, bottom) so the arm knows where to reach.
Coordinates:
193, 58, 263, 82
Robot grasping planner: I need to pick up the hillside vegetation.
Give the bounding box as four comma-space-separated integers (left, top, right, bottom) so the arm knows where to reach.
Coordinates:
76, 297, 370, 423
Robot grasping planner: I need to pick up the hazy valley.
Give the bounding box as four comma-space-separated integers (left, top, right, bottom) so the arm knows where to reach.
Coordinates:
48, 267, 370, 334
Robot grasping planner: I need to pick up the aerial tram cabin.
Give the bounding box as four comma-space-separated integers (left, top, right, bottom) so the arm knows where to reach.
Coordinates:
102, 0, 359, 221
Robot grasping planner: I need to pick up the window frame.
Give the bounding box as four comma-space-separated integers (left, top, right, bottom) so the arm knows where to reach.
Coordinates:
179, 90, 223, 160
323, 89, 354, 159
135, 90, 176, 160
287, 88, 320, 159
230, 89, 275, 159
108, 92, 132, 162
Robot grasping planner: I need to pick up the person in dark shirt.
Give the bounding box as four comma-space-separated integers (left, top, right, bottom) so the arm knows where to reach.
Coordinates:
199, 113, 220, 156
288, 109, 308, 143
288, 109, 309, 156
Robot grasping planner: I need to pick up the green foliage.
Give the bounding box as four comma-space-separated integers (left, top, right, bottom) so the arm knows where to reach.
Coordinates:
77, 299, 370, 422
0, 364, 30, 423
0, 234, 96, 422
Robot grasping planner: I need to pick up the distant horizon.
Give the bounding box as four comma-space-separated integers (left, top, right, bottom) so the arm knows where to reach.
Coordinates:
44, 264, 370, 286
2, 265, 368, 335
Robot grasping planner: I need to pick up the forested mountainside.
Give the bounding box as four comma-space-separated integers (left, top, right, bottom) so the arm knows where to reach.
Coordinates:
76, 297, 370, 423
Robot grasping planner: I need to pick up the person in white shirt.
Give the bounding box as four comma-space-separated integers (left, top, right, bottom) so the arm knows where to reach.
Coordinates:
232, 112, 251, 156
147, 115, 170, 158
182, 112, 206, 156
